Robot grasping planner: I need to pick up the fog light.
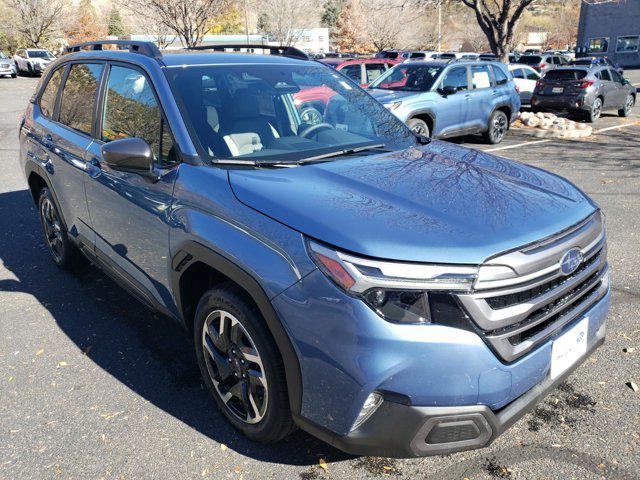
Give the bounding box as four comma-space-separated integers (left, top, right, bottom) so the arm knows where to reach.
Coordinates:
351, 392, 383, 431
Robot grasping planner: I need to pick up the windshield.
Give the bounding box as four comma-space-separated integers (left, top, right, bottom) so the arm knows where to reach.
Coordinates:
164, 63, 415, 164
544, 69, 588, 81
369, 64, 442, 92
519, 55, 542, 65
28, 50, 54, 59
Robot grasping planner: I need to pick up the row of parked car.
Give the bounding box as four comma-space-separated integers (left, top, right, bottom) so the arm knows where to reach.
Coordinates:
3, 45, 635, 145
315, 53, 635, 143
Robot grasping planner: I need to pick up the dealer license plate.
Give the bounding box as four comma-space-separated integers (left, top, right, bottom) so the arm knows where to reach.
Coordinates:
550, 317, 588, 379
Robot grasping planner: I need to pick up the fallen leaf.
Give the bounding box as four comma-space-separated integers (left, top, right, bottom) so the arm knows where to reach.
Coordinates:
201, 468, 209, 476
597, 463, 605, 470
627, 381, 639, 392
220, 443, 227, 451
35, 349, 44, 356
81, 346, 93, 355
58, 361, 67, 367
623, 347, 635, 353
383, 465, 392, 471
234, 466, 241, 473
319, 458, 328, 471
8, 376, 14, 382
99, 411, 123, 420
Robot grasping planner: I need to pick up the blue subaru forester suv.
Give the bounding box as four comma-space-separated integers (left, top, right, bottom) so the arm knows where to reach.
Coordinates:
368, 60, 520, 143
20, 41, 609, 457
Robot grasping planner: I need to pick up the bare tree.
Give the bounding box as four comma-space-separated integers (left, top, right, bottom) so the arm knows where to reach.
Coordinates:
128, 0, 229, 48
254, 0, 319, 47
362, 0, 427, 51
459, 0, 536, 61
7, 0, 65, 47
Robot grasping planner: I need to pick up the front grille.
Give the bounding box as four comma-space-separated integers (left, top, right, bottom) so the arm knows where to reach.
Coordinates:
456, 212, 608, 363
486, 250, 601, 310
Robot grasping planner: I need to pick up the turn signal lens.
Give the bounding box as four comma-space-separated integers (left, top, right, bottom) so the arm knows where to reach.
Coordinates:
313, 252, 356, 290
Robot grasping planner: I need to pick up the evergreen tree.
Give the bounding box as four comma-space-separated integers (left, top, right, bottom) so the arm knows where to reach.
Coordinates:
107, 7, 126, 37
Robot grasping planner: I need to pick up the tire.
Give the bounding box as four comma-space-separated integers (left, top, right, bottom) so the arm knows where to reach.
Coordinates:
618, 95, 635, 117
194, 284, 294, 443
11, 73, 17, 78
406, 118, 430, 137
483, 110, 509, 144
586, 97, 602, 123
37, 188, 86, 270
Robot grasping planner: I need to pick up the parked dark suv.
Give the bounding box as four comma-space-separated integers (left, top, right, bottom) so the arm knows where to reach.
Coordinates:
20, 41, 610, 458
531, 66, 636, 122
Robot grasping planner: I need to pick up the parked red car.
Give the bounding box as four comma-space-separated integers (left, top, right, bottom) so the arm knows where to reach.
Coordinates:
294, 58, 399, 124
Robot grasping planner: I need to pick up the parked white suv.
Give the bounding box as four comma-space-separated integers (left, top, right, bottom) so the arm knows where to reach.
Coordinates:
13, 48, 56, 76
508, 63, 541, 106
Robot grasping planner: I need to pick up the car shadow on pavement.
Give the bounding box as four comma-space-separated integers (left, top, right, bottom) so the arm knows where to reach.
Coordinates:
0, 188, 351, 466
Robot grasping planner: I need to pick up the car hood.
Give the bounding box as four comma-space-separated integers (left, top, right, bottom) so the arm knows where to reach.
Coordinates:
229, 141, 596, 264
367, 89, 423, 104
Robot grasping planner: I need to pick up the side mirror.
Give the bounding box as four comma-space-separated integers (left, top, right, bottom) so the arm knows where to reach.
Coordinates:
438, 85, 458, 96
101, 137, 153, 173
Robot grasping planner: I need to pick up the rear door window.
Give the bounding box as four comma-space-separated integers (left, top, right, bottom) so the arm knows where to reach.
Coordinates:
512, 68, 524, 79
598, 69, 612, 81
365, 63, 386, 83
39, 67, 65, 118
471, 65, 493, 89
525, 68, 539, 80
519, 56, 542, 65
58, 63, 103, 135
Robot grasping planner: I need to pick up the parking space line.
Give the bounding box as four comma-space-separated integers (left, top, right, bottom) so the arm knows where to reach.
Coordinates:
486, 122, 638, 153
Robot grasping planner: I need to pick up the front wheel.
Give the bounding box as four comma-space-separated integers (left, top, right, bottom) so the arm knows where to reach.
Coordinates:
407, 118, 430, 137
483, 110, 508, 144
619, 95, 635, 117
11, 73, 17, 78
194, 284, 294, 443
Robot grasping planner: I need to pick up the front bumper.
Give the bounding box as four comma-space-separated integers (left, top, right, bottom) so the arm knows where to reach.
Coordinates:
0, 65, 16, 75
296, 320, 605, 457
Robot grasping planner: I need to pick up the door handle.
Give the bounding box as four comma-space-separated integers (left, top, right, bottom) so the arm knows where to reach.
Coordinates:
464, 94, 471, 100
42, 134, 54, 149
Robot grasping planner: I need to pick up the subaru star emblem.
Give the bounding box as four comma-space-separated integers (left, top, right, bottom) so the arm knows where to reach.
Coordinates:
560, 248, 583, 275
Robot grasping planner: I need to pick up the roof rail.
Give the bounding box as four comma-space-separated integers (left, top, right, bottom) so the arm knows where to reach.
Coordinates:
65, 40, 162, 60
186, 44, 310, 60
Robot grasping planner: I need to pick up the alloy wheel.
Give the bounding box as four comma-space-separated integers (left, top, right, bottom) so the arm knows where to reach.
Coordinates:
492, 114, 507, 142
411, 123, 427, 136
625, 96, 634, 115
202, 310, 268, 424
40, 197, 64, 263
592, 99, 602, 120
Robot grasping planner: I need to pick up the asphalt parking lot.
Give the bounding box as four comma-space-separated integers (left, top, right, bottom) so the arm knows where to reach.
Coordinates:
1, 73, 639, 480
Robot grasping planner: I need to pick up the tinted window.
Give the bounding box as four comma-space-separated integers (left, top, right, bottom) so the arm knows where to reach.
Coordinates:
519, 55, 542, 65
610, 69, 625, 84
441, 67, 468, 91
59, 63, 103, 135
340, 64, 362, 83
28, 50, 54, 59
471, 65, 493, 89
598, 69, 612, 81
512, 68, 524, 79
617, 36, 639, 53
39, 67, 64, 118
544, 69, 588, 81
102, 65, 175, 166
365, 63, 386, 83
492, 65, 509, 85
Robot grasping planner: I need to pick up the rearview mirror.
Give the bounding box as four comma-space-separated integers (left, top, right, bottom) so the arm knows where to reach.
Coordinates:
101, 137, 153, 173
438, 85, 458, 96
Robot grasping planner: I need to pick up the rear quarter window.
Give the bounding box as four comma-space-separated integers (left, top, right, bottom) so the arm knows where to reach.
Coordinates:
58, 63, 104, 135
39, 67, 64, 118
492, 65, 510, 85
544, 70, 588, 81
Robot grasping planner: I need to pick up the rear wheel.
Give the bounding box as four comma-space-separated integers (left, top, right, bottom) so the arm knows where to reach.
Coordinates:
38, 188, 85, 270
194, 284, 294, 443
483, 110, 508, 144
586, 98, 602, 123
619, 95, 634, 117
407, 118, 430, 137
11, 73, 17, 78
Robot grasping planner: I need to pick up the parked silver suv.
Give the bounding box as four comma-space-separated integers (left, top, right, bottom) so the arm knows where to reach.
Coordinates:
0, 51, 17, 78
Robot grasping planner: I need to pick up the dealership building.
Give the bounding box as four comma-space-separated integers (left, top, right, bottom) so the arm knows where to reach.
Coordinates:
577, 0, 640, 67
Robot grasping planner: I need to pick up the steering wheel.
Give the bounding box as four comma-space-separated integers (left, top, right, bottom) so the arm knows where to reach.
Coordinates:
299, 122, 335, 138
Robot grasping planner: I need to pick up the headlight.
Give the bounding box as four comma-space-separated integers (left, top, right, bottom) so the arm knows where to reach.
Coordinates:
384, 101, 402, 111
306, 240, 477, 324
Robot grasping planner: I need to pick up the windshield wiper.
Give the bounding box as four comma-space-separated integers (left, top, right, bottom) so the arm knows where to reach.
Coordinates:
295, 143, 387, 165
